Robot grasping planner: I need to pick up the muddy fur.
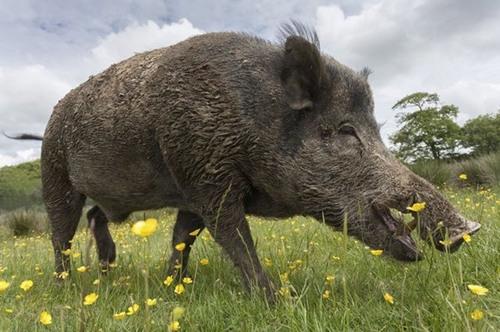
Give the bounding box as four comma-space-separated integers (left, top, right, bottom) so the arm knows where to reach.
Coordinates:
37, 23, 479, 299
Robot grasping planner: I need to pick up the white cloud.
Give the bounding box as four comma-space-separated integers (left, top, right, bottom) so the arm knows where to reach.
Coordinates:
87, 19, 203, 73
0, 148, 40, 167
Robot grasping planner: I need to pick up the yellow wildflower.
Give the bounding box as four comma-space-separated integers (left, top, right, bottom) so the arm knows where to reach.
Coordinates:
370, 249, 383, 256
383, 292, 394, 304
467, 284, 489, 296
189, 228, 201, 236
39, 311, 52, 325
62, 249, 72, 256
20, 280, 33, 292
199, 258, 209, 266
131, 218, 158, 237
126, 303, 139, 315
439, 239, 452, 246
407, 202, 426, 212
463, 234, 471, 243
174, 284, 185, 295
175, 242, 186, 251
325, 275, 335, 285
169, 321, 181, 332
0, 280, 10, 292
322, 290, 331, 299
264, 257, 272, 267
72, 252, 81, 259
93, 279, 100, 285
57, 271, 69, 280
182, 277, 193, 284
164, 275, 174, 287
172, 306, 185, 320
145, 298, 157, 307
83, 292, 99, 305
76, 266, 88, 273
113, 312, 126, 320
4, 308, 13, 314
470, 309, 484, 320
459, 173, 467, 180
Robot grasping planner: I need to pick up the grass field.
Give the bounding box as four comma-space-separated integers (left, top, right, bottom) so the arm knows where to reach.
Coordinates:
0, 188, 498, 331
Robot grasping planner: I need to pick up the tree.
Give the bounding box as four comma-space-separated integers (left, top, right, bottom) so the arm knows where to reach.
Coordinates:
462, 111, 500, 156
390, 92, 462, 162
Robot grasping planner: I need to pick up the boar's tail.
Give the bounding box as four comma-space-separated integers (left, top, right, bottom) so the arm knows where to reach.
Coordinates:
3, 132, 43, 141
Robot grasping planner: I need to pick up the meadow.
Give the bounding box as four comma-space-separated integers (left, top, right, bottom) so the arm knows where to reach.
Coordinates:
0, 187, 498, 331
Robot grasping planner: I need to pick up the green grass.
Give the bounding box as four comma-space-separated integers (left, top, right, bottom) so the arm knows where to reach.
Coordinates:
0, 189, 499, 331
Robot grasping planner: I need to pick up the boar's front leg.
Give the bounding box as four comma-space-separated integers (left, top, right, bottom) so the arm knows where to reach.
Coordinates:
87, 206, 116, 270
205, 201, 275, 301
166, 210, 205, 279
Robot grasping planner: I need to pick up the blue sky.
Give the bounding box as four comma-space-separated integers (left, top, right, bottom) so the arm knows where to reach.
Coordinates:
1, 0, 499, 166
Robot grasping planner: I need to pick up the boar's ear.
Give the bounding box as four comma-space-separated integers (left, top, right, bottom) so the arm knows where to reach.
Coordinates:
281, 36, 325, 111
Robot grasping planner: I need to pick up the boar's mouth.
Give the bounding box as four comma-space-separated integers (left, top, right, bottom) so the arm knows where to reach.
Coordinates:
372, 204, 423, 262
371, 201, 481, 260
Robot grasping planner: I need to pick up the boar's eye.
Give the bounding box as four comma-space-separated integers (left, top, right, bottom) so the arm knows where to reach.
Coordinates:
338, 123, 358, 137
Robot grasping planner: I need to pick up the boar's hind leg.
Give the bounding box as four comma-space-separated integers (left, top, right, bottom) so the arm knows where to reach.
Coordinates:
45, 187, 86, 277
166, 210, 205, 279
87, 206, 116, 270
205, 203, 275, 301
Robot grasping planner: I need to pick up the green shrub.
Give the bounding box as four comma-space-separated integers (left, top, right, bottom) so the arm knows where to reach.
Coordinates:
0, 208, 49, 236
451, 152, 500, 187
409, 159, 452, 186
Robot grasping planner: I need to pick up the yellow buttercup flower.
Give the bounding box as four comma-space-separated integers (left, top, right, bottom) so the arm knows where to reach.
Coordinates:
131, 218, 158, 237
169, 321, 181, 332
407, 202, 426, 212
83, 292, 99, 305
189, 228, 201, 236
174, 284, 185, 295
322, 290, 331, 299
62, 249, 72, 256
172, 306, 185, 320
459, 173, 468, 180
164, 275, 174, 287
0, 280, 10, 292
467, 284, 489, 296
20, 280, 33, 291
463, 234, 471, 243
263, 257, 272, 267
126, 303, 139, 315
439, 239, 452, 246
39, 311, 52, 325
57, 271, 69, 280
113, 312, 126, 320
470, 309, 484, 320
76, 266, 88, 273
145, 298, 157, 307
72, 252, 81, 259
199, 258, 209, 266
182, 277, 193, 284
175, 242, 186, 251
325, 275, 335, 285
383, 292, 394, 304
93, 279, 100, 285
370, 249, 383, 256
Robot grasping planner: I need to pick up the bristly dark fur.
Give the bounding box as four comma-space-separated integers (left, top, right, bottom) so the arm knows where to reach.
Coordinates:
360, 67, 372, 80
278, 20, 320, 49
